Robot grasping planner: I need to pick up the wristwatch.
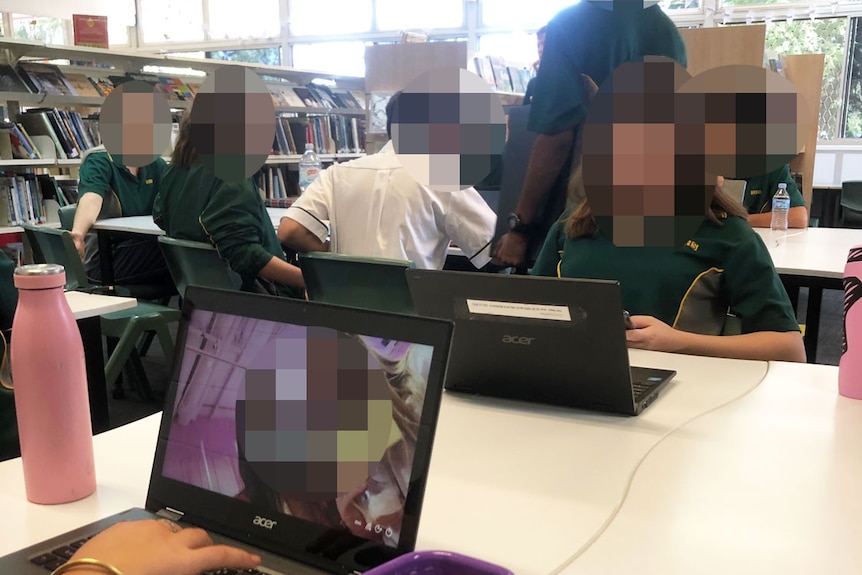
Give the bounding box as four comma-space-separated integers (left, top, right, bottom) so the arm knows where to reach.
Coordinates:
507, 213, 533, 235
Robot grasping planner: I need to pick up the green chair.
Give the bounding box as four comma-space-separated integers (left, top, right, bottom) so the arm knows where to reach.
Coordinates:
839, 180, 862, 228
298, 252, 415, 315
157, 236, 242, 297
23, 225, 180, 400
58, 204, 76, 231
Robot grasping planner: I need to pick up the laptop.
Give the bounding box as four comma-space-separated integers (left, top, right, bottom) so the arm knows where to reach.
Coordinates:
406, 270, 676, 416
1, 286, 453, 575
299, 252, 415, 315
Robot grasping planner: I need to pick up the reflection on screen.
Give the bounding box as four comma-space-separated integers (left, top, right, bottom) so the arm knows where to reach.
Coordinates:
161, 308, 434, 548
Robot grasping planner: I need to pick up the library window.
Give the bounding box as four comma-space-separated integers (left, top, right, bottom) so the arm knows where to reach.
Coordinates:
208, 0, 281, 40
481, 0, 574, 28
479, 33, 540, 66
764, 16, 848, 140
843, 17, 862, 137
288, 0, 373, 36
207, 47, 282, 66
375, 0, 464, 31
139, 0, 205, 43
291, 42, 367, 77
12, 14, 67, 45
661, 0, 700, 8
109, 18, 130, 46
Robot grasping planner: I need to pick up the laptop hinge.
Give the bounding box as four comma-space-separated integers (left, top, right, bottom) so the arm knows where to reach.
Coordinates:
156, 507, 184, 522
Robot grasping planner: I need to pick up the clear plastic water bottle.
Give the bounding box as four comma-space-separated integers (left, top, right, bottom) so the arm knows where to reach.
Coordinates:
770, 183, 790, 231
298, 143, 321, 194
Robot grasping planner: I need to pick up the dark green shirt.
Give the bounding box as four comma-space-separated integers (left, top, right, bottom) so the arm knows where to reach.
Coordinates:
78, 149, 167, 217
531, 216, 800, 335
154, 164, 300, 298
529, 1, 687, 135
743, 164, 806, 214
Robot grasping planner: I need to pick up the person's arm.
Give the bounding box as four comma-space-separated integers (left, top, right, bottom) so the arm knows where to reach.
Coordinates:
200, 181, 304, 289
257, 254, 306, 288
70, 192, 104, 260
278, 217, 328, 253
625, 315, 806, 362
67, 519, 260, 575
443, 188, 497, 269
278, 169, 333, 252
747, 206, 809, 229
493, 130, 574, 266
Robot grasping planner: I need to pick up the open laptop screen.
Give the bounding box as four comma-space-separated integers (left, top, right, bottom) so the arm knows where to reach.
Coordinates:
148, 288, 452, 573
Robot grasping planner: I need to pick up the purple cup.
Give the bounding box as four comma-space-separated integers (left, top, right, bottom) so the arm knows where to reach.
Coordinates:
363, 550, 514, 575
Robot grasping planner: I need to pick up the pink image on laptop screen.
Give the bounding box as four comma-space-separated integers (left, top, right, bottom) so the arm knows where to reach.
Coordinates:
161, 307, 434, 548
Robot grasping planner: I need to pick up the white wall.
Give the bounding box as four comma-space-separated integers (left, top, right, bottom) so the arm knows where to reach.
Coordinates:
814, 142, 862, 186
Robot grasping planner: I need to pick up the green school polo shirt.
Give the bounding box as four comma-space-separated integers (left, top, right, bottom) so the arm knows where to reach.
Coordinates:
743, 164, 806, 214
154, 164, 300, 298
528, 1, 687, 135
531, 216, 800, 335
78, 149, 167, 216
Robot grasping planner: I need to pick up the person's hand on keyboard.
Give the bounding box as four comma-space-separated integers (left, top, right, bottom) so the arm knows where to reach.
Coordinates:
64, 519, 261, 575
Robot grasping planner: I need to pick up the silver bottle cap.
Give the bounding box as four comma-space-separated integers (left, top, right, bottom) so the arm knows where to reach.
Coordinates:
14, 263, 65, 276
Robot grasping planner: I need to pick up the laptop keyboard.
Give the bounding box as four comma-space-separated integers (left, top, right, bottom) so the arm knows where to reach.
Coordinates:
632, 379, 659, 403
28, 534, 275, 574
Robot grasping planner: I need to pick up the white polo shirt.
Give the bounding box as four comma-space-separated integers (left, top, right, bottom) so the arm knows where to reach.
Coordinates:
285, 141, 496, 270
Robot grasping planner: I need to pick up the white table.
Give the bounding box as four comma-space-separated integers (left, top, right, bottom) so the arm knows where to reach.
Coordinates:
0, 350, 773, 575
65, 291, 137, 433
755, 227, 862, 363
565, 361, 862, 575
92, 207, 289, 236
66, 290, 136, 320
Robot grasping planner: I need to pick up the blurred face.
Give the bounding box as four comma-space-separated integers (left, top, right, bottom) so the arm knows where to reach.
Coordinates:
537, 32, 546, 60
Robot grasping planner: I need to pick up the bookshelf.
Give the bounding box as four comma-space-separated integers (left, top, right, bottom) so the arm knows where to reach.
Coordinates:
0, 38, 369, 221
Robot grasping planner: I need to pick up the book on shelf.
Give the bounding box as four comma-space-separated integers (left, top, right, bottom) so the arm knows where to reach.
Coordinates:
0, 122, 41, 160
63, 72, 102, 98
292, 87, 321, 108
154, 76, 194, 101
0, 173, 50, 225
16, 109, 96, 160
16, 62, 76, 96
473, 56, 497, 88
254, 166, 299, 201
0, 65, 32, 94
88, 75, 115, 97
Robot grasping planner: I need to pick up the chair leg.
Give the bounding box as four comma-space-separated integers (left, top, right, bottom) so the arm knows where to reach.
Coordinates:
153, 323, 175, 366
128, 348, 154, 400
104, 324, 141, 392
105, 336, 125, 399
138, 331, 156, 357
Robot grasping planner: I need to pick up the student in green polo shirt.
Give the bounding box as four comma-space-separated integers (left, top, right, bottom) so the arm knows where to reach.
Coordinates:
740, 164, 809, 228
153, 116, 304, 298
495, 0, 688, 268
70, 146, 173, 287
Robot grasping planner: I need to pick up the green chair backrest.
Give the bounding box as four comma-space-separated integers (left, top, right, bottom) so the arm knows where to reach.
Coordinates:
298, 252, 415, 315
157, 236, 242, 297
22, 225, 92, 291
58, 204, 76, 231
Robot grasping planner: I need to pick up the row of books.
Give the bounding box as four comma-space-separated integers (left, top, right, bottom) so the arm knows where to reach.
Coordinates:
0, 173, 77, 226
0, 62, 202, 101
273, 115, 365, 156
0, 62, 367, 113
0, 109, 100, 161
254, 166, 299, 201
473, 56, 533, 94
268, 83, 365, 111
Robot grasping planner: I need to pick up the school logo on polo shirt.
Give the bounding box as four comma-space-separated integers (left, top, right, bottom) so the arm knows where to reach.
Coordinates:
750, 189, 761, 195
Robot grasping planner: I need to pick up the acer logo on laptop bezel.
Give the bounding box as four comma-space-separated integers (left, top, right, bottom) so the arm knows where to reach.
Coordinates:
253, 515, 278, 529
501, 335, 535, 345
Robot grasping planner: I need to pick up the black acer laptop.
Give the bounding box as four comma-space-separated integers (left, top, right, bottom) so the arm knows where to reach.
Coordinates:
1, 286, 453, 575
406, 270, 676, 416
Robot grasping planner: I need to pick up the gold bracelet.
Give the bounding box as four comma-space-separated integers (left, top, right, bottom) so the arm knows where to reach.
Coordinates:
51, 558, 125, 575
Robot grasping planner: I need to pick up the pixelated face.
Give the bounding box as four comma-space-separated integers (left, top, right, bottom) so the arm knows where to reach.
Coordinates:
582, 58, 805, 247
236, 327, 401, 502
99, 80, 172, 167
392, 67, 506, 192
189, 67, 276, 182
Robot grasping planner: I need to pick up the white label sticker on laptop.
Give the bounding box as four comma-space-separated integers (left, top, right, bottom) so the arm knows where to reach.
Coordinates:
466, 299, 572, 321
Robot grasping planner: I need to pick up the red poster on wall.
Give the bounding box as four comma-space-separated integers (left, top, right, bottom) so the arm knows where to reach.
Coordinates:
72, 14, 109, 49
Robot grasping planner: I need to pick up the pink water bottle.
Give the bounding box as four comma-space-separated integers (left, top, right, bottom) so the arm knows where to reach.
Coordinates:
11, 264, 96, 503
839, 246, 862, 399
